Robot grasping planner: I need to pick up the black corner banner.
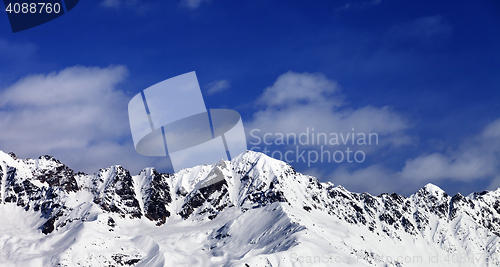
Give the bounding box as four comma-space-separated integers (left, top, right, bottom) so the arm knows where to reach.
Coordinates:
3, 0, 79, 33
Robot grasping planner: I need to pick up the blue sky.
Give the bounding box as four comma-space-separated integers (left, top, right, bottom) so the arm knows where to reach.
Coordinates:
0, 0, 499, 196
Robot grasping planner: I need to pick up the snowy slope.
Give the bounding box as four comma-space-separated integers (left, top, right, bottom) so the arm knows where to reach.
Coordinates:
1, 150, 500, 266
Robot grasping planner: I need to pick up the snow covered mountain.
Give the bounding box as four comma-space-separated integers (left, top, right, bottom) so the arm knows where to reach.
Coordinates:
1, 150, 500, 267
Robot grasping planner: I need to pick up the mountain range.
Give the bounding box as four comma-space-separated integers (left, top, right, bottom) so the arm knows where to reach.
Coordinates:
1, 150, 500, 267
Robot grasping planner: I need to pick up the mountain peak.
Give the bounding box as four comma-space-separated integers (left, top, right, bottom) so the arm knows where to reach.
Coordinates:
422, 182, 444, 194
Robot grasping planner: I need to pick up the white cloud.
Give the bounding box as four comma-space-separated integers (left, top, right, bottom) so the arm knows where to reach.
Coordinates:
0, 65, 164, 174
0, 66, 126, 107
180, 0, 210, 9
400, 153, 493, 181
398, 119, 500, 183
206, 80, 230, 95
247, 71, 411, 152
257, 72, 341, 108
328, 164, 397, 194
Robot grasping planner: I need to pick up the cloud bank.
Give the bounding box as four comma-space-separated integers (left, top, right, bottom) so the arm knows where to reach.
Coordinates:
247, 71, 412, 152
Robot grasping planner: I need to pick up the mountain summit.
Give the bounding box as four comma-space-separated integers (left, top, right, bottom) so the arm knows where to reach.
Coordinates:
1, 150, 500, 266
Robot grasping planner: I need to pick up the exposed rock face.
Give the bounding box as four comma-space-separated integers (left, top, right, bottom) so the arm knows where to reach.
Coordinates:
26, 155, 79, 193
139, 168, 172, 225
179, 161, 233, 220
91, 166, 142, 219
